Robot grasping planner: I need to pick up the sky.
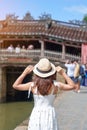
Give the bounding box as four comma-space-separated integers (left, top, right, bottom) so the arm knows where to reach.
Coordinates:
0, 0, 87, 22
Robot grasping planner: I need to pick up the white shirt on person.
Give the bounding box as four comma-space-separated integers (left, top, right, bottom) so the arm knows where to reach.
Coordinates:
65, 63, 75, 77
7, 46, 14, 52
15, 47, 21, 53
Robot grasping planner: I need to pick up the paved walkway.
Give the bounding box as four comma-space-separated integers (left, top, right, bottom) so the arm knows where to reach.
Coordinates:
14, 87, 87, 130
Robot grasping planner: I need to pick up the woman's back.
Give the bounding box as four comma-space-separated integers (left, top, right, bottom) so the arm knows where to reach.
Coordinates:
33, 93, 56, 107
29, 81, 57, 108
28, 84, 58, 130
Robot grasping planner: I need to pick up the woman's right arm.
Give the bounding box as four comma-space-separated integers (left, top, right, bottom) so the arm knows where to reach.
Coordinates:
13, 65, 33, 91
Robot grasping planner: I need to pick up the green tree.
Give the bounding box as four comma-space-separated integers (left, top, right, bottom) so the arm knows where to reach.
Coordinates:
83, 14, 87, 23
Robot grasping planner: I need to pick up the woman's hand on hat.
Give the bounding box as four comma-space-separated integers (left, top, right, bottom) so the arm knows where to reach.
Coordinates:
23, 65, 34, 75
56, 66, 64, 75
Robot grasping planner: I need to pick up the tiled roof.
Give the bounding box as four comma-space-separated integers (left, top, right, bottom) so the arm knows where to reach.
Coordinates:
0, 20, 87, 43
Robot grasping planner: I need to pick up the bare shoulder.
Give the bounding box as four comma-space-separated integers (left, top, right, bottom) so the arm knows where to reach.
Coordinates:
22, 81, 34, 91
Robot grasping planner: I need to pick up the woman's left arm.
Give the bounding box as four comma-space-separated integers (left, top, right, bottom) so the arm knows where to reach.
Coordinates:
56, 66, 76, 90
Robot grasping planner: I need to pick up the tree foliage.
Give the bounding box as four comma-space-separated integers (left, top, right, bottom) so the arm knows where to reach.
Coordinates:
23, 12, 34, 20
38, 12, 52, 20
83, 14, 87, 23
6, 14, 19, 21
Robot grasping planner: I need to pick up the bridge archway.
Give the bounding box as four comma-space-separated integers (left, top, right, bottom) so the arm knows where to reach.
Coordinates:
6, 67, 33, 102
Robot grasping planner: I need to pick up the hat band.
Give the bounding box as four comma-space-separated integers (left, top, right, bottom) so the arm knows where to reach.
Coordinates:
36, 67, 52, 73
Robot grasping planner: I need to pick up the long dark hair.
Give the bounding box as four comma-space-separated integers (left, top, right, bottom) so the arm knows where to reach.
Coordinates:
33, 73, 56, 96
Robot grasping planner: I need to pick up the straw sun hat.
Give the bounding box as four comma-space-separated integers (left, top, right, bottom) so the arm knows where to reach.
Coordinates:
33, 58, 56, 78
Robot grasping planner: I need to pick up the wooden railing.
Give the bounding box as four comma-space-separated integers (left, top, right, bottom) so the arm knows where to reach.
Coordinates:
0, 49, 81, 63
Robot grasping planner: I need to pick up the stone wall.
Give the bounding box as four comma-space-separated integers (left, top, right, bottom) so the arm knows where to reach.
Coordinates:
0, 67, 7, 102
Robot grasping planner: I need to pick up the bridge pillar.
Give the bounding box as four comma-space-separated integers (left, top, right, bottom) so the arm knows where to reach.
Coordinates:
62, 42, 65, 59
39, 40, 45, 57
81, 43, 87, 64
0, 40, 3, 48
0, 67, 7, 102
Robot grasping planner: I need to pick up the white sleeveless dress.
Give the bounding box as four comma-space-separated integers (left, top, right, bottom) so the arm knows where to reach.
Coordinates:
28, 81, 59, 130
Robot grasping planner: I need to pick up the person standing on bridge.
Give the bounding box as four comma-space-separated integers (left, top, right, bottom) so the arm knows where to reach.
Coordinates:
65, 59, 75, 79
13, 58, 76, 130
65, 59, 81, 93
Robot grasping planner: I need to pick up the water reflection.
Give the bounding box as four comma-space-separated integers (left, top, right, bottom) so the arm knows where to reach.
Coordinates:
0, 101, 33, 130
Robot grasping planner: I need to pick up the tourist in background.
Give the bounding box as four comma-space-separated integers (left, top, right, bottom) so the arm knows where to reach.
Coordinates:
27, 44, 34, 50
65, 59, 75, 80
84, 63, 87, 86
73, 59, 81, 93
7, 44, 14, 53
80, 63, 85, 87
65, 59, 81, 93
21, 45, 26, 55
15, 44, 21, 53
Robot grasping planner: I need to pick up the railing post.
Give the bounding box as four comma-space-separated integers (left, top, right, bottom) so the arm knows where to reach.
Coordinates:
62, 42, 65, 59
39, 40, 45, 58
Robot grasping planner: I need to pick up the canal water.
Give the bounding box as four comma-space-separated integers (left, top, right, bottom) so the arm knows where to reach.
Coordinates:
0, 101, 34, 130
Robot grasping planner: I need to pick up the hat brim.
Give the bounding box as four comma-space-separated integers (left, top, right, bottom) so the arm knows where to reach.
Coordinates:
33, 62, 56, 78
